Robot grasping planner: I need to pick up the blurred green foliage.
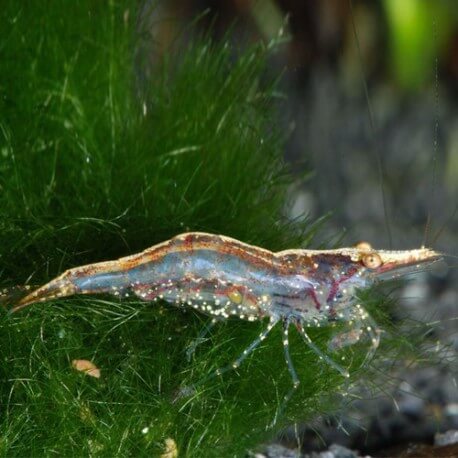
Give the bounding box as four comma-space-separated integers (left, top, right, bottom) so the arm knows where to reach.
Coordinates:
383, 0, 456, 90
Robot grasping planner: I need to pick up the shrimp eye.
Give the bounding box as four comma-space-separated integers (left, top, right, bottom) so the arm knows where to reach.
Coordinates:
362, 252, 382, 269
355, 241, 372, 252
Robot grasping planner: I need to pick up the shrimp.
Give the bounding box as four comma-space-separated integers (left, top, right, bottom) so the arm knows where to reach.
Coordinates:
5, 232, 441, 392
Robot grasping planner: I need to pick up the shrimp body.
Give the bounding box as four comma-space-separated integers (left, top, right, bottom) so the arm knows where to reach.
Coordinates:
8, 232, 441, 394
13, 232, 439, 321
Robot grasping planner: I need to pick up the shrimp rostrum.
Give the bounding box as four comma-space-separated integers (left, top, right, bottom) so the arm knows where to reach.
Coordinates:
7, 232, 441, 389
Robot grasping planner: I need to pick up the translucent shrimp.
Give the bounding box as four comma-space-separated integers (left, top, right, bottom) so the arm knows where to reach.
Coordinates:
4, 232, 441, 399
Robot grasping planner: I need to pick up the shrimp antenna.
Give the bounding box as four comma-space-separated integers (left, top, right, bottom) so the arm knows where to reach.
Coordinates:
348, 0, 392, 248
423, 19, 440, 248
431, 203, 458, 247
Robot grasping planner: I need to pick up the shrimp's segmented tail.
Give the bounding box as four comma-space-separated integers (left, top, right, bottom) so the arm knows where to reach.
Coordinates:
11, 276, 78, 312
1, 285, 39, 311
9, 258, 133, 313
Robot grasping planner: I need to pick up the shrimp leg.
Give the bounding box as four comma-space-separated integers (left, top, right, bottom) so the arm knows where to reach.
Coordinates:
186, 317, 221, 362
195, 317, 279, 385
272, 319, 300, 426
328, 306, 381, 366
296, 321, 350, 378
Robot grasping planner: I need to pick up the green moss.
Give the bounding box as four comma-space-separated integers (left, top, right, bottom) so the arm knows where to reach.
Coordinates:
0, 2, 429, 457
